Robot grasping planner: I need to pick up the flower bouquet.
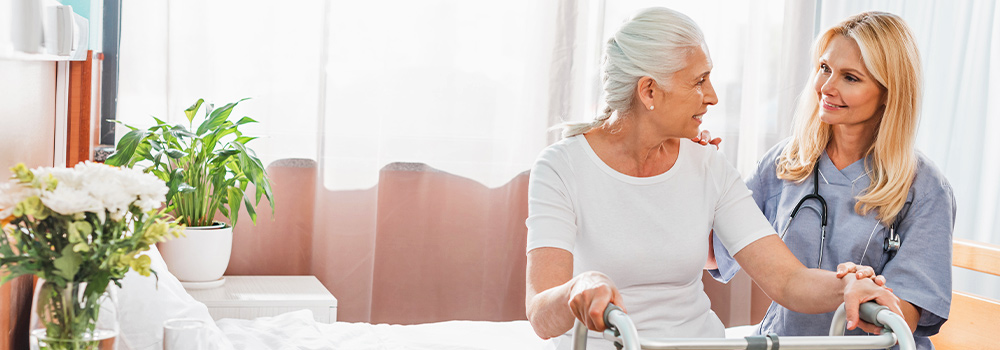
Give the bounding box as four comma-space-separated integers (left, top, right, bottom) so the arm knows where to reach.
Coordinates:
0, 162, 184, 350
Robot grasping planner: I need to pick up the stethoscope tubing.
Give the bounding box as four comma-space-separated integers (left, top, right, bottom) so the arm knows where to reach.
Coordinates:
782, 160, 900, 269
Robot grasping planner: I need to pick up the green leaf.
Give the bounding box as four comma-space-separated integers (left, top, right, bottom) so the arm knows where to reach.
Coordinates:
243, 197, 257, 224
227, 187, 243, 227
168, 126, 196, 139
184, 99, 205, 125
214, 149, 240, 158
177, 183, 196, 193
165, 149, 187, 159
165, 168, 185, 201
235, 136, 258, 145
105, 129, 148, 166
196, 98, 250, 136
235, 116, 258, 125
135, 142, 153, 160
111, 120, 140, 131
52, 246, 82, 281
149, 139, 164, 152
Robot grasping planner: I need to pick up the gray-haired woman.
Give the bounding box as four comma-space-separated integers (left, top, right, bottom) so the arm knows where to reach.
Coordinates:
524, 7, 901, 349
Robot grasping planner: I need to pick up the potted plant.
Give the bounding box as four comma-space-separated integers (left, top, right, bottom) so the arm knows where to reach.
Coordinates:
105, 98, 273, 286
0, 162, 184, 349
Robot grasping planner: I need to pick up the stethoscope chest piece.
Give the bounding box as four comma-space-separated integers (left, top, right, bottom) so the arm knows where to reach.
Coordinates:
883, 225, 901, 254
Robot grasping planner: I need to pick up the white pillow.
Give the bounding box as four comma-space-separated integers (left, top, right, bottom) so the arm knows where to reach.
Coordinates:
111, 245, 234, 350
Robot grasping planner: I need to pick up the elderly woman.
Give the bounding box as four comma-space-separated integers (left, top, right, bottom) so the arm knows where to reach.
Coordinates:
709, 12, 955, 349
524, 7, 902, 350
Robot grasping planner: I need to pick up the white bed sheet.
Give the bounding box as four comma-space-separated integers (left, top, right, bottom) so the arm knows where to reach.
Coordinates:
216, 310, 550, 350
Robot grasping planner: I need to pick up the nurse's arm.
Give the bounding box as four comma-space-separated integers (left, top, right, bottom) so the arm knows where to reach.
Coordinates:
733, 235, 904, 333
897, 299, 920, 332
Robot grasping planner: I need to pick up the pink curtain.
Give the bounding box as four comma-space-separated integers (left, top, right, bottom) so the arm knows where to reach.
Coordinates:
226, 160, 530, 324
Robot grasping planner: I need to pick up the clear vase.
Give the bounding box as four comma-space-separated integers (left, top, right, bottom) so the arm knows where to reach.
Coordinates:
29, 279, 117, 350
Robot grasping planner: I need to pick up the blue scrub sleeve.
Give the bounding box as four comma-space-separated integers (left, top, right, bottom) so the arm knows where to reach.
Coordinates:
879, 175, 956, 337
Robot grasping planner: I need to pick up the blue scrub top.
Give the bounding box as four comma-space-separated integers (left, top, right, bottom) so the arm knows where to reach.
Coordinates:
711, 138, 956, 350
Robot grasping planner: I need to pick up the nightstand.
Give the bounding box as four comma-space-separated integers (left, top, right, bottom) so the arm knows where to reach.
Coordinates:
185, 275, 338, 322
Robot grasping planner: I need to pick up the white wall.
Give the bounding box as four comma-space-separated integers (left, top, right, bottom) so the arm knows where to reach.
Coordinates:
0, 60, 56, 168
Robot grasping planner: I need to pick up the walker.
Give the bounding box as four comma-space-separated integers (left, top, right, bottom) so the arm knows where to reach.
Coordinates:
573, 302, 915, 350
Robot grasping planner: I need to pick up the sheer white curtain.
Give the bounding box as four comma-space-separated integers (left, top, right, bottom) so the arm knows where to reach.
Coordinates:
117, 0, 325, 168
116, 0, 592, 322
320, 1, 565, 190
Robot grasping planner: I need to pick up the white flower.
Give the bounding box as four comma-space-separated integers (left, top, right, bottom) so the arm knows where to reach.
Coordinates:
39, 185, 104, 217
1, 162, 171, 222
0, 180, 39, 218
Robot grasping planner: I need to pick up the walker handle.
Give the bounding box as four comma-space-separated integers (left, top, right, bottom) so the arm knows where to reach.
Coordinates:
572, 303, 640, 350
858, 302, 888, 328
830, 301, 915, 350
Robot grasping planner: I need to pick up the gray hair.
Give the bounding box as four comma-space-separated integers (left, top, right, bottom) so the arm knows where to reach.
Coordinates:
560, 7, 706, 138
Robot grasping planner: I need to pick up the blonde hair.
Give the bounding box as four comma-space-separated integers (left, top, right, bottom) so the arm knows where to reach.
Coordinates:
560, 7, 705, 138
776, 11, 921, 225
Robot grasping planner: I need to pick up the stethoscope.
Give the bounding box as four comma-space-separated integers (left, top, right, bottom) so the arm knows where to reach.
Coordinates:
779, 161, 901, 268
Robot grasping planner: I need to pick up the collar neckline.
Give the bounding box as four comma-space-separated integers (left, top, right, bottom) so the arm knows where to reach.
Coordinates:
817, 151, 870, 186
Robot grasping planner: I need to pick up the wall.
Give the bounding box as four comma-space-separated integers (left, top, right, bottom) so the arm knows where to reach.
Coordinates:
0, 59, 56, 350
0, 60, 56, 168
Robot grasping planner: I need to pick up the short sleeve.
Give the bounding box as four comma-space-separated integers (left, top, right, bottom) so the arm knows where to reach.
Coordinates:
525, 147, 578, 254
879, 168, 956, 337
710, 143, 783, 282
709, 151, 777, 266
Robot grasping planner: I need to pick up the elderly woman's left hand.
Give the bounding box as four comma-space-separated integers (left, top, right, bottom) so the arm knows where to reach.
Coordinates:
836, 262, 888, 289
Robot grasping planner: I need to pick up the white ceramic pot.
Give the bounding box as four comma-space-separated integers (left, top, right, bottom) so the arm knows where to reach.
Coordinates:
157, 223, 233, 283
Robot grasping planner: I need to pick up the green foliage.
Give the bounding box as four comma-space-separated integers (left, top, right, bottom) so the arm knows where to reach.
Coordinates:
106, 98, 274, 227
0, 198, 181, 291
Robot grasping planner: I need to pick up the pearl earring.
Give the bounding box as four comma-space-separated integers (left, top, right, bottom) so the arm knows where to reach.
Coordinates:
649, 105, 655, 111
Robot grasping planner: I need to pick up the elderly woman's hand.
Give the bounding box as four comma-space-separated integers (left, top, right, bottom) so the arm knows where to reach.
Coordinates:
690, 130, 721, 149
567, 271, 627, 332
842, 275, 903, 334
836, 262, 888, 289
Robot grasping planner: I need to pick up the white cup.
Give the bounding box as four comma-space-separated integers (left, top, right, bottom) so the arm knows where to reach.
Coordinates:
162, 318, 206, 350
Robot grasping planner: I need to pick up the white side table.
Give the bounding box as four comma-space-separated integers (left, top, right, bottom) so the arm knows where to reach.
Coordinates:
185, 275, 338, 322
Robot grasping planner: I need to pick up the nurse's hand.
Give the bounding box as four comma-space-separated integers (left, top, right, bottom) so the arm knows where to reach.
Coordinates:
842, 276, 904, 334
836, 262, 888, 289
691, 130, 721, 149
568, 271, 627, 332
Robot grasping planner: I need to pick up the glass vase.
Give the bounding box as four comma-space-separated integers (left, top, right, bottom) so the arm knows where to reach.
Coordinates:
29, 279, 117, 350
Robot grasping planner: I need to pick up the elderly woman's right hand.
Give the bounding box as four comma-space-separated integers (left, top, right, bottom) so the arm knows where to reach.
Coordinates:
841, 274, 904, 334
567, 271, 627, 332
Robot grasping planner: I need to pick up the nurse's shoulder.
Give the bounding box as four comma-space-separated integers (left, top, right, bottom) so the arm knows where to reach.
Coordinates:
744, 137, 794, 195
909, 151, 956, 206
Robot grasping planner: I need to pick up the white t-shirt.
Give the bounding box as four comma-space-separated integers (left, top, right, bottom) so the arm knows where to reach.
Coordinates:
526, 135, 775, 349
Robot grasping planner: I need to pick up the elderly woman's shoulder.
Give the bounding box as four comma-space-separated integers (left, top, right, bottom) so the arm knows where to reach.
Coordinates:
534, 135, 586, 164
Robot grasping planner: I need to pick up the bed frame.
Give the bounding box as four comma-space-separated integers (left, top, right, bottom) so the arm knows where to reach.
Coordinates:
930, 238, 1000, 349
